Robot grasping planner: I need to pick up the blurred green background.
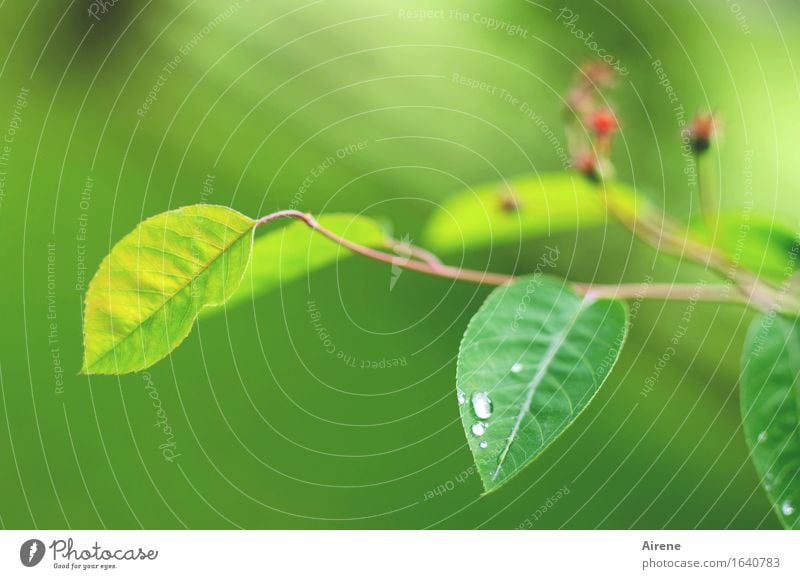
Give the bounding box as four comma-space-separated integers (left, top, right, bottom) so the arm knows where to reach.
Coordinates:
1, 0, 798, 529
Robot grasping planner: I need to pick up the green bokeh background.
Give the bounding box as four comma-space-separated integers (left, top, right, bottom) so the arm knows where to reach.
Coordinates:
1, 0, 798, 529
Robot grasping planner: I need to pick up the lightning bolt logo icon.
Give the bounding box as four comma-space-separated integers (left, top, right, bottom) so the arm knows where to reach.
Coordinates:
28, 541, 38, 562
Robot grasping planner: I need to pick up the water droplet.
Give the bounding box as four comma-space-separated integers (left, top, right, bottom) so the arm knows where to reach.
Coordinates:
782, 501, 795, 516
471, 422, 487, 436
471, 392, 493, 419
457, 388, 466, 405
757, 431, 767, 443
511, 362, 523, 373
479, 441, 488, 449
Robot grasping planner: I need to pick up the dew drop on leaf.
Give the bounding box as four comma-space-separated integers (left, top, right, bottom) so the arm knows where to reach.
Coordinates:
471, 422, 487, 436
781, 501, 795, 516
457, 388, 466, 406
757, 431, 767, 443
511, 362, 523, 373
479, 441, 488, 449
471, 392, 493, 419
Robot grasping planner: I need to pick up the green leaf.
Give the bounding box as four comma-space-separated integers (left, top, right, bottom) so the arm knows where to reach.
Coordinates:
740, 314, 800, 529
457, 275, 628, 492
82, 205, 256, 375
695, 213, 800, 283
204, 214, 387, 316
421, 173, 638, 253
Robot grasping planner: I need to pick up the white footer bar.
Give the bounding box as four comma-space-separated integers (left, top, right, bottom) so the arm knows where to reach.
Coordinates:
0, 530, 797, 578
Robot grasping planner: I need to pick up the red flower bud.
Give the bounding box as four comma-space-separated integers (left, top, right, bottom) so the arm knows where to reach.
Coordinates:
588, 109, 618, 136
688, 113, 715, 154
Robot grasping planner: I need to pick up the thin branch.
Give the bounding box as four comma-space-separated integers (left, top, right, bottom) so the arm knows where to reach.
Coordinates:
254, 209, 753, 306
597, 184, 777, 311
309, 215, 516, 286
257, 210, 514, 285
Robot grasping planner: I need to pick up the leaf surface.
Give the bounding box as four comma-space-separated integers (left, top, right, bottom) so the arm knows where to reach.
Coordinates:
82, 205, 256, 374
741, 314, 800, 529
421, 173, 637, 253
694, 213, 800, 283
457, 275, 627, 492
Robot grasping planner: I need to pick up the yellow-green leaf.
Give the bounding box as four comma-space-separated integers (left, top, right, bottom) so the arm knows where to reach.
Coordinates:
82, 205, 256, 375
421, 172, 638, 253
694, 212, 800, 283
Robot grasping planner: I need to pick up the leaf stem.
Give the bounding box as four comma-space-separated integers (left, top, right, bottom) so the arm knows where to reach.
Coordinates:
254, 209, 756, 307
696, 152, 718, 242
